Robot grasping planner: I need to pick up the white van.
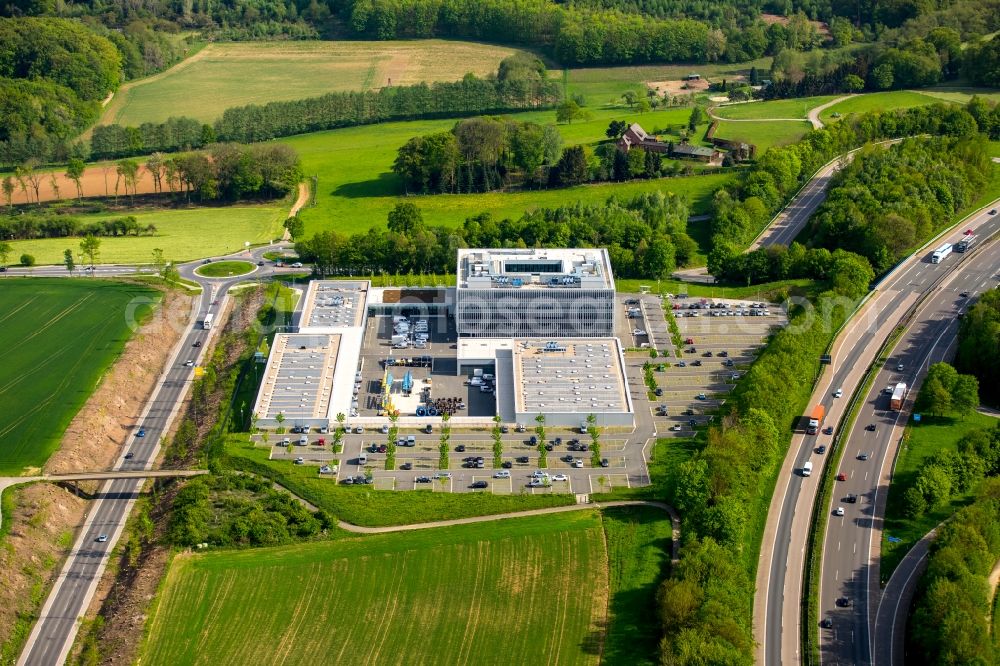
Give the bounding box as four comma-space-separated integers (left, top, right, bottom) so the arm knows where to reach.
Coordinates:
298, 435, 308, 446
802, 461, 813, 477
358, 453, 368, 465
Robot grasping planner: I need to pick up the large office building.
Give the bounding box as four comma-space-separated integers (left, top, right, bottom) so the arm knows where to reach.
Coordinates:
455, 248, 616, 338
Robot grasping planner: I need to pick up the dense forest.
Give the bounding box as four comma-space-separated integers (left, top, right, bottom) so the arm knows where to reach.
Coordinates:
806, 137, 989, 273
0, 17, 188, 167
956, 288, 1000, 406
86, 54, 561, 159
296, 191, 698, 279
708, 100, 995, 284
907, 477, 1000, 665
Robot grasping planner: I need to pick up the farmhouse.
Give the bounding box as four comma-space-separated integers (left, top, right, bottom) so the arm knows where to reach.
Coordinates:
616, 123, 722, 163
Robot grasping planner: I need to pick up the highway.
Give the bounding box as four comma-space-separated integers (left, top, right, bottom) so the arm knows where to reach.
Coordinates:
17, 244, 294, 666
755, 205, 1000, 666
821, 237, 1000, 665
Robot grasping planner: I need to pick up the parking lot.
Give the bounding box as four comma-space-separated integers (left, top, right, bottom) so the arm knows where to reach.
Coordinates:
255, 293, 787, 495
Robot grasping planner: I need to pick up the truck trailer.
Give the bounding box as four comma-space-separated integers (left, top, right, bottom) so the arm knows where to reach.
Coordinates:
890, 382, 908, 411
807, 404, 825, 435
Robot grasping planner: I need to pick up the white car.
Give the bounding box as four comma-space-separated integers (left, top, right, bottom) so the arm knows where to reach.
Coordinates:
493, 470, 511, 479
834, 507, 845, 517
530, 470, 548, 479
896, 363, 904, 372
670, 424, 683, 431
433, 472, 452, 480
290, 262, 303, 268
572, 459, 584, 468
551, 474, 568, 482
294, 457, 304, 465
633, 329, 646, 336
354, 426, 364, 434
834, 388, 843, 398
381, 424, 390, 434
184, 360, 194, 367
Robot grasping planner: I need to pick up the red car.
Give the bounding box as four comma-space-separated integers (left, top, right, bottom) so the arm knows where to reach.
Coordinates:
837, 472, 847, 481
316, 438, 325, 446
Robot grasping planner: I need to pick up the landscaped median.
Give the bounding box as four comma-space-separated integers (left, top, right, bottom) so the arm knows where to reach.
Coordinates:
194, 260, 256, 278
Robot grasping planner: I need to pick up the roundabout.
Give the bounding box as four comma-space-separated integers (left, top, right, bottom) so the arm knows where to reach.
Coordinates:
194, 260, 257, 279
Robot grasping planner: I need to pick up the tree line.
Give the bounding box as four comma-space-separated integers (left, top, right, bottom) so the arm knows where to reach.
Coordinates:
907, 477, 1000, 665
956, 287, 1000, 407
295, 191, 698, 280
85, 54, 560, 160
658, 286, 855, 663
0, 213, 154, 241
708, 100, 991, 284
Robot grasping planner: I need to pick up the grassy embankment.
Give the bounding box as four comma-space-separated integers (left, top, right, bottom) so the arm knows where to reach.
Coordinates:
0, 279, 158, 474
881, 411, 998, 577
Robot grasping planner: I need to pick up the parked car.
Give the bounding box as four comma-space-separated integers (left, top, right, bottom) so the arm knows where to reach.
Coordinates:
455, 444, 466, 452
493, 470, 511, 479
415, 476, 431, 483
845, 494, 858, 503
654, 388, 663, 396
670, 424, 682, 432
837, 472, 847, 481
400, 462, 412, 471
865, 424, 877, 431
833, 507, 845, 516
551, 474, 568, 482
836, 597, 851, 607
470, 481, 488, 489
516, 456, 529, 464
600, 458, 609, 467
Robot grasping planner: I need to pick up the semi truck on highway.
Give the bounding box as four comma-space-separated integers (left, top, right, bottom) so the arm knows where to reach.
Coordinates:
955, 234, 977, 253
202, 313, 214, 330
931, 243, 952, 264
807, 404, 825, 435
890, 382, 908, 410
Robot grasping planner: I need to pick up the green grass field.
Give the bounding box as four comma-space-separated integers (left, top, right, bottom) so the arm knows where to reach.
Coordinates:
0, 279, 159, 474
7, 205, 286, 266
713, 95, 837, 120
282, 105, 733, 237
102, 40, 521, 126
195, 260, 256, 278
143, 511, 609, 665
712, 119, 813, 153
881, 411, 997, 577
819, 90, 940, 123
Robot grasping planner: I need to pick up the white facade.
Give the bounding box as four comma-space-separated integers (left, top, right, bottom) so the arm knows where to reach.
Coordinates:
455, 248, 616, 338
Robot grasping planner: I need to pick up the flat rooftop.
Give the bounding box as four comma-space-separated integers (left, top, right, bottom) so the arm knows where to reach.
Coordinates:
457, 248, 614, 290
512, 338, 630, 414
299, 280, 369, 330
254, 334, 339, 421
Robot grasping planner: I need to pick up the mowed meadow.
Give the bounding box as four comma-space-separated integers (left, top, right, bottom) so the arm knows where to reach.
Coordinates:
0, 279, 158, 474
143, 511, 614, 666
101, 40, 521, 126
7, 205, 286, 265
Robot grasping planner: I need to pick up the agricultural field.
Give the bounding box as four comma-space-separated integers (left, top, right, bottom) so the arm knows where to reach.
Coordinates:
7, 205, 286, 266
818, 90, 940, 123
918, 87, 1000, 105
713, 95, 837, 120
281, 105, 732, 237
0, 279, 159, 475
712, 119, 813, 153
142, 511, 611, 665
101, 40, 521, 126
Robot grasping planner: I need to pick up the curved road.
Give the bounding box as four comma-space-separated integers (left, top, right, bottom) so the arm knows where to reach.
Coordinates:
755, 204, 1000, 666
16, 243, 294, 666
822, 235, 1000, 666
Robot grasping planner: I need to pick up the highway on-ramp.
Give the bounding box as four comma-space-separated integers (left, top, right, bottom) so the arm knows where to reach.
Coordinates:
16, 244, 293, 666
755, 205, 1000, 666
820, 236, 1000, 666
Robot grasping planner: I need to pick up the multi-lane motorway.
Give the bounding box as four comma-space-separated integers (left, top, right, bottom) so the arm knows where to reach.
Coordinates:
756, 204, 1000, 666
17, 245, 295, 666
821, 236, 1000, 665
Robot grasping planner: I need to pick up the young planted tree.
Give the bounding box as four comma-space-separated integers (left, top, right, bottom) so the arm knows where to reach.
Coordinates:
79, 235, 101, 269
491, 414, 504, 468
22, 160, 44, 205
386, 412, 398, 470
439, 412, 451, 469
275, 411, 286, 433
535, 413, 547, 468
334, 412, 345, 452
0, 241, 12, 268
48, 173, 60, 200
63, 249, 75, 275
587, 413, 602, 467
